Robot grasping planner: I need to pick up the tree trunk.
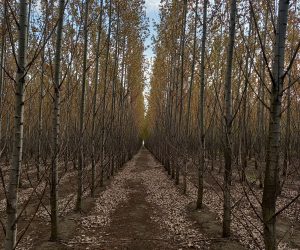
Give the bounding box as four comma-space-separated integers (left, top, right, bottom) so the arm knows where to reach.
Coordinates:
0, 1, 7, 142
179, 0, 187, 192
241, 18, 252, 183
197, 0, 208, 209
5, 0, 28, 249
50, 0, 65, 241
100, 0, 112, 186
76, 0, 89, 212
222, 0, 237, 238
262, 1, 290, 249
256, 7, 268, 189
282, 70, 291, 178
110, 5, 120, 178
91, 0, 104, 197
37, 5, 49, 180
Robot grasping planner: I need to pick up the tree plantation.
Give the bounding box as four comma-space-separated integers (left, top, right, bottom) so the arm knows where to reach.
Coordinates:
0, 0, 299, 250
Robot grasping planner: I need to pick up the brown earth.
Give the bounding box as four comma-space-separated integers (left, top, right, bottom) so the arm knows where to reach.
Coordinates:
54, 148, 244, 250
2, 148, 247, 250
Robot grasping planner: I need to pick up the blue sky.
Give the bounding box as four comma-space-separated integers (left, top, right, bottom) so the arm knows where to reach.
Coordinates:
144, 0, 160, 61
143, 0, 160, 106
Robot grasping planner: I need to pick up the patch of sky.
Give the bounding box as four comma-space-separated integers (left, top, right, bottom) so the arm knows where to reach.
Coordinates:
143, 0, 160, 111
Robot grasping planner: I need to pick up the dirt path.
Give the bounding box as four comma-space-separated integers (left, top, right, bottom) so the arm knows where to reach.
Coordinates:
62, 147, 210, 249
7, 147, 296, 249
99, 179, 174, 249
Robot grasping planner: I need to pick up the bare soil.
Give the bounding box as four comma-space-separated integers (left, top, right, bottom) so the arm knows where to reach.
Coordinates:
2, 148, 249, 249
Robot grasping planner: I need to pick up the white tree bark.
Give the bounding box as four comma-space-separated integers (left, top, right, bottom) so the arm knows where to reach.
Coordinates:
197, 0, 208, 209
50, 0, 65, 241
76, 0, 89, 212
91, 0, 104, 197
0, 1, 7, 141
262, 0, 290, 249
222, 0, 237, 238
5, 0, 28, 249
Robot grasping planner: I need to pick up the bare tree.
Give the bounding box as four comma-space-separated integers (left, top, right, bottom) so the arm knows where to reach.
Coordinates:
50, 0, 65, 241
5, 0, 29, 249
262, 0, 290, 249
0, 1, 7, 141
222, 0, 237, 238
197, 0, 208, 209
76, 0, 89, 212
91, 0, 104, 198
